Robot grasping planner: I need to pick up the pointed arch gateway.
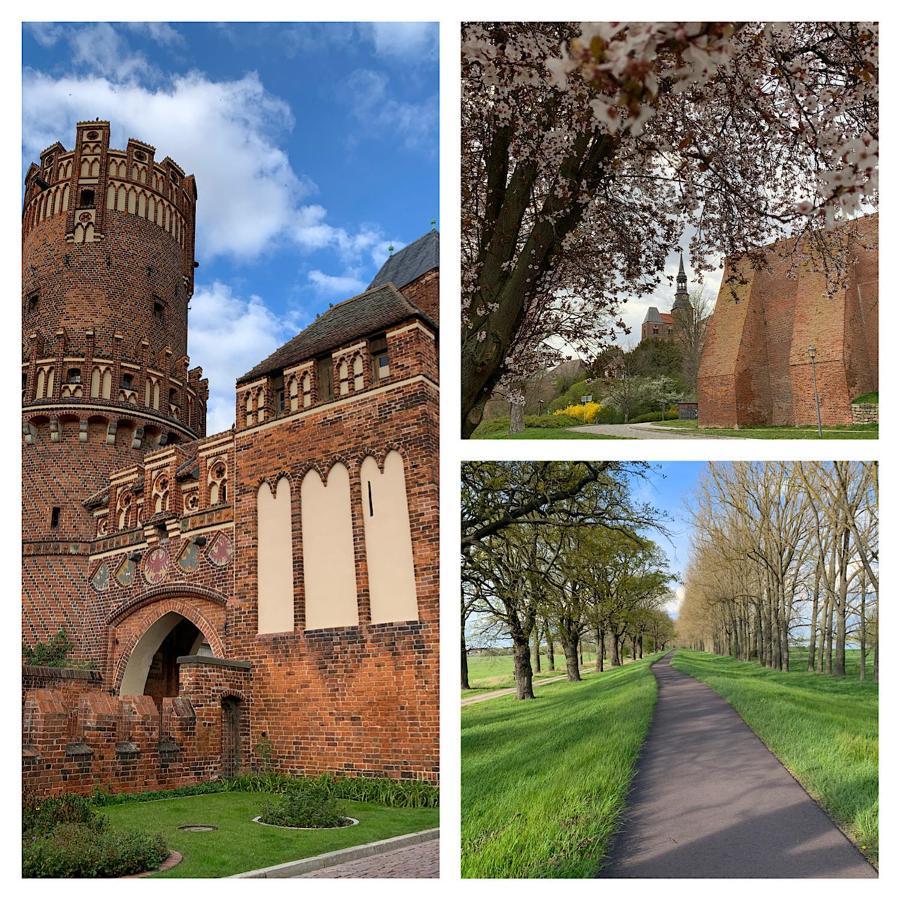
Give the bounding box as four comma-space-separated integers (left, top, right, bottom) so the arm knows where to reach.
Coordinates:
118, 611, 213, 706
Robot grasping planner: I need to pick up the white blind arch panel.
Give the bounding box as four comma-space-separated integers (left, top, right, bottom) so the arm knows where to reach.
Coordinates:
361, 452, 419, 624
256, 477, 295, 634
301, 464, 359, 629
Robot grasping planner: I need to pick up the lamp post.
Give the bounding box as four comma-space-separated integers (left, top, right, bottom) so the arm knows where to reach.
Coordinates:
807, 343, 823, 438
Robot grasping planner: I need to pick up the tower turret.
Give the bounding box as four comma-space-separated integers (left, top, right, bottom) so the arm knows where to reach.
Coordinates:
22, 121, 206, 656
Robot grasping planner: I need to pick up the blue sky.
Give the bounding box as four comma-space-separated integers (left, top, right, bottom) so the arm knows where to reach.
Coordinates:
625, 462, 705, 617
22, 22, 439, 431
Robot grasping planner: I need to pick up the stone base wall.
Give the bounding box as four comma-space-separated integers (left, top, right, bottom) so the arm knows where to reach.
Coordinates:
852, 403, 879, 424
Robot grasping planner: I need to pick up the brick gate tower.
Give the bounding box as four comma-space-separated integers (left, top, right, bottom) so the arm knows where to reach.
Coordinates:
22, 121, 208, 661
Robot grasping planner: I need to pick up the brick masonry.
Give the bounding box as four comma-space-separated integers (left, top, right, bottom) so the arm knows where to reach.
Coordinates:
22, 122, 439, 798
698, 214, 878, 427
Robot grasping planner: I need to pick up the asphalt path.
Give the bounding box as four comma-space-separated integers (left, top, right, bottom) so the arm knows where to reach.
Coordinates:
600, 652, 876, 878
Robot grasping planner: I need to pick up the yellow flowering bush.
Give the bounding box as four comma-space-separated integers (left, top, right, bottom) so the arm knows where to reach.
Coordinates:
553, 402, 602, 423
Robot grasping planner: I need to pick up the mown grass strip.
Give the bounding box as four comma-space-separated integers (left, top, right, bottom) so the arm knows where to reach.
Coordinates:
461, 654, 660, 878
672, 650, 878, 865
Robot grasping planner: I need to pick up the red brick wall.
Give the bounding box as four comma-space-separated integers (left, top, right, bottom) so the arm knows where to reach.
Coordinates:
698, 214, 878, 427
401, 268, 439, 324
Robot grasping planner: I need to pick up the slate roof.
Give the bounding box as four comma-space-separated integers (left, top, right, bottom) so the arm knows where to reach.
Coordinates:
238, 282, 435, 385
368, 230, 439, 291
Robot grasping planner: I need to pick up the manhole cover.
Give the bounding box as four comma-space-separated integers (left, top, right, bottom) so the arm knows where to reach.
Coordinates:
178, 824, 217, 832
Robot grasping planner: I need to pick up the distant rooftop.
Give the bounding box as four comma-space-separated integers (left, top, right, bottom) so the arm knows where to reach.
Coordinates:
368, 230, 439, 292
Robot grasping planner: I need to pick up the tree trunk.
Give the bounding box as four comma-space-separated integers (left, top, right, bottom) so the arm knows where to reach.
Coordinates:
560, 628, 582, 681
512, 635, 535, 700
611, 632, 623, 667
546, 631, 556, 670
533, 631, 542, 674
594, 626, 604, 672
509, 400, 525, 434
461, 632, 471, 690
859, 574, 867, 682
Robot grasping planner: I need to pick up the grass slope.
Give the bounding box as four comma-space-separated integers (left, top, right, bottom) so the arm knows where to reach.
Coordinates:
461, 655, 660, 878
671, 650, 878, 864
103, 792, 438, 877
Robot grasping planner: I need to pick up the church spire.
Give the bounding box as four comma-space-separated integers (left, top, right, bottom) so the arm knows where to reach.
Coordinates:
673, 250, 691, 312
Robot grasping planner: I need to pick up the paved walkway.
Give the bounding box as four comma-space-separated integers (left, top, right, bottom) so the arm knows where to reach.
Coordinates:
570, 423, 728, 439
298, 838, 439, 878
600, 653, 876, 878
461, 674, 569, 706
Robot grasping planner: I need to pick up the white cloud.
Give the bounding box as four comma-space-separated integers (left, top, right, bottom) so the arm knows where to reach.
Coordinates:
188, 281, 292, 433
367, 23, 438, 61
308, 270, 367, 298
666, 585, 686, 618
340, 69, 437, 152
22, 69, 391, 265
122, 23, 186, 48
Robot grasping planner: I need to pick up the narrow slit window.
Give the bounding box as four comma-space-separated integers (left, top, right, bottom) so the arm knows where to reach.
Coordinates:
368, 481, 374, 517
50, 507, 60, 529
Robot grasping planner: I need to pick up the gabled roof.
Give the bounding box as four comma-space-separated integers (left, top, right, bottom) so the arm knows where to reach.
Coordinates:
238, 283, 436, 385
643, 306, 673, 325
368, 230, 439, 291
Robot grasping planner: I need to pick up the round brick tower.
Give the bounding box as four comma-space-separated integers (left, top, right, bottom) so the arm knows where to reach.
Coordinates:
22, 120, 207, 658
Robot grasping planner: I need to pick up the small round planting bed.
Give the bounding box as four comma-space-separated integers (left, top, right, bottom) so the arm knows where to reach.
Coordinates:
177, 824, 218, 833
252, 815, 359, 830
125, 850, 183, 878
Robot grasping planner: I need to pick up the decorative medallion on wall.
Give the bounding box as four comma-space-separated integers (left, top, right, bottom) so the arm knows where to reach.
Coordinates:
90, 561, 109, 592
78, 211, 93, 225
143, 546, 169, 585
177, 540, 201, 574
86, 130, 99, 140
183, 490, 199, 513
96, 516, 108, 538
115, 556, 136, 588
207, 532, 233, 567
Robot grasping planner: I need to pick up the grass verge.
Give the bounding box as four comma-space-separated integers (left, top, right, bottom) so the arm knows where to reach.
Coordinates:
671, 650, 878, 865
652, 420, 877, 439
461, 654, 660, 877
102, 791, 439, 877
471, 425, 619, 440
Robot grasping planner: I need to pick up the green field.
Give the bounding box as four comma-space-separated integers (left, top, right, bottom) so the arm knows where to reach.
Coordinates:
672, 650, 878, 864
652, 420, 878, 439
463, 650, 602, 696
102, 791, 438, 877
461, 655, 661, 878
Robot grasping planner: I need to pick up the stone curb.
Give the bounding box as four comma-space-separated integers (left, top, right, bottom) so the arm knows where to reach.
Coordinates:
229, 827, 440, 878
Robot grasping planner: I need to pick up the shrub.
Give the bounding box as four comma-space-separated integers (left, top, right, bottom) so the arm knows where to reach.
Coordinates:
91, 773, 439, 809
23, 821, 168, 878
629, 406, 679, 423
260, 778, 348, 828
23, 791, 99, 837
554, 402, 602, 423
592, 405, 625, 425
23, 630, 74, 668
524, 413, 581, 428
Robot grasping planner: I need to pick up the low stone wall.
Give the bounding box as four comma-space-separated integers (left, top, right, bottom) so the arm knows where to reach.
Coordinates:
22, 656, 251, 798
851, 403, 878, 424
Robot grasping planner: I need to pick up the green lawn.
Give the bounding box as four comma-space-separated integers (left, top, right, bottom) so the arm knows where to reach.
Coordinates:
461, 655, 661, 878
652, 420, 878, 439
671, 650, 878, 864
102, 791, 438, 877
472, 426, 619, 440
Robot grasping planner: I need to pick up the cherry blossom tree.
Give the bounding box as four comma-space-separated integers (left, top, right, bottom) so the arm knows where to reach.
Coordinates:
461, 21, 878, 436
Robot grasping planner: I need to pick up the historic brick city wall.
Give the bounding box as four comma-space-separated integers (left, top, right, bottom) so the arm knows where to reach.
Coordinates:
698, 215, 878, 427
